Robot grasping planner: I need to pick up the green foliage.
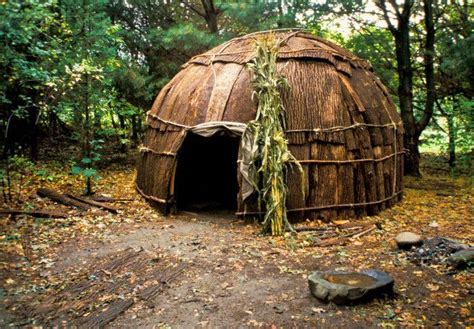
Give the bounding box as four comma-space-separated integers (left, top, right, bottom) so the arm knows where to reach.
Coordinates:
342, 27, 397, 94
1, 0, 471, 179
314, 0, 473, 171
244, 35, 303, 236
1, 155, 34, 203
71, 138, 103, 189
0, 0, 62, 107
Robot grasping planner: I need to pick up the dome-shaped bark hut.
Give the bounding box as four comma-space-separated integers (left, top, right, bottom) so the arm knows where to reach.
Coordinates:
136, 30, 404, 221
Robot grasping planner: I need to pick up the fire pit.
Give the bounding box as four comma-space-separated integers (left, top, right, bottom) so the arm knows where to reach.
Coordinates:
308, 269, 394, 305
406, 237, 472, 268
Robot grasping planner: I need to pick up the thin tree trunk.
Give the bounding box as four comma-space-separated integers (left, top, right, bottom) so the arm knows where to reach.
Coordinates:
5, 158, 12, 202
1, 176, 8, 203
84, 72, 92, 195
447, 113, 456, 170
131, 115, 139, 146
201, 0, 219, 33
435, 99, 456, 172
118, 114, 127, 152
28, 105, 39, 161
416, 0, 436, 145
397, 10, 420, 177
378, 0, 421, 176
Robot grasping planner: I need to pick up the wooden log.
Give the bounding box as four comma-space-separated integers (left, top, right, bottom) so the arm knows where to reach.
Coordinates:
37, 188, 91, 210
66, 194, 118, 214
0, 209, 68, 218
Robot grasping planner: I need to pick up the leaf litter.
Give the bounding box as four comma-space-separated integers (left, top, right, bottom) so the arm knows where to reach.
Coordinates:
0, 163, 472, 327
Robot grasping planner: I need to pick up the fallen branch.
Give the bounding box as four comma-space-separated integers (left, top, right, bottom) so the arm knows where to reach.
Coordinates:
314, 237, 348, 247
336, 221, 381, 229
294, 226, 332, 233
90, 196, 134, 203
313, 224, 378, 247
351, 224, 377, 239
66, 194, 118, 214
37, 188, 91, 211
0, 208, 68, 218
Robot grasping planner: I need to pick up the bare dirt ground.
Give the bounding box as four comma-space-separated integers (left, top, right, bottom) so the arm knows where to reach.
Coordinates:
1, 163, 473, 328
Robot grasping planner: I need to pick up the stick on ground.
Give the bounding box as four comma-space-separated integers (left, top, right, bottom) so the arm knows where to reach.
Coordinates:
0, 209, 69, 218
66, 194, 118, 214
37, 188, 91, 211
90, 196, 134, 203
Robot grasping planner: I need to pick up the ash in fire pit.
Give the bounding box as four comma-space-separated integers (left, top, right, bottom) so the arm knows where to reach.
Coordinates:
405, 237, 473, 270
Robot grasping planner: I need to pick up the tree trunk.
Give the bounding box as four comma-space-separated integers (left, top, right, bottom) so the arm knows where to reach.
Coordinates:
84, 73, 93, 196
379, 0, 422, 176
395, 9, 420, 177
118, 114, 127, 153
413, 0, 436, 176
419, 0, 436, 135
131, 115, 139, 146
447, 112, 456, 170
28, 106, 39, 161
201, 0, 219, 33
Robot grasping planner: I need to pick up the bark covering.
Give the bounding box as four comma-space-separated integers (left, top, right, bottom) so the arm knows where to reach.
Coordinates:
136, 31, 405, 221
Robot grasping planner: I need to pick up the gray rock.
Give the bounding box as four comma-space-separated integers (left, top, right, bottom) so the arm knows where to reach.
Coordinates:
308, 269, 394, 305
448, 249, 474, 269
395, 232, 423, 249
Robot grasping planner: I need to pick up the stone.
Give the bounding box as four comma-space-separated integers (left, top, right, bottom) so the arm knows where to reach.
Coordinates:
395, 232, 423, 249
406, 236, 472, 267
308, 269, 394, 305
448, 249, 474, 269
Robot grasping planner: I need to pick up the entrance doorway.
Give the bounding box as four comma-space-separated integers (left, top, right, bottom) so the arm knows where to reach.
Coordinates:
174, 133, 240, 212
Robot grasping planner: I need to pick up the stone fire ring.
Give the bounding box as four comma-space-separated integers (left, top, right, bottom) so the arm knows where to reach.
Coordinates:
308, 269, 394, 305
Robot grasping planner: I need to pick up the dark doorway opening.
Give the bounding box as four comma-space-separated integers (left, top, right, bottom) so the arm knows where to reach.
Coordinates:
174, 133, 240, 212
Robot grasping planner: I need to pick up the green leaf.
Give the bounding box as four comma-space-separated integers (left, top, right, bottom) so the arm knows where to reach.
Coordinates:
71, 166, 82, 175
83, 168, 97, 178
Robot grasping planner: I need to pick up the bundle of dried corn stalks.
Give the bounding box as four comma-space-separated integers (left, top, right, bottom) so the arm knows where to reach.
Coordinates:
243, 35, 303, 235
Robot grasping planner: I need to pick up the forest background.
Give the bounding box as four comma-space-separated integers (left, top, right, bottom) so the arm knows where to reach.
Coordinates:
1, 0, 472, 195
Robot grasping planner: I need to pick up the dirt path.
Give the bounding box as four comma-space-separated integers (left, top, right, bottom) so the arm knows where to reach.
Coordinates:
1, 170, 473, 328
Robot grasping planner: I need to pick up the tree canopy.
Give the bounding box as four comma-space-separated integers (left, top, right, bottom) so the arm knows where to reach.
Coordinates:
1, 0, 472, 188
